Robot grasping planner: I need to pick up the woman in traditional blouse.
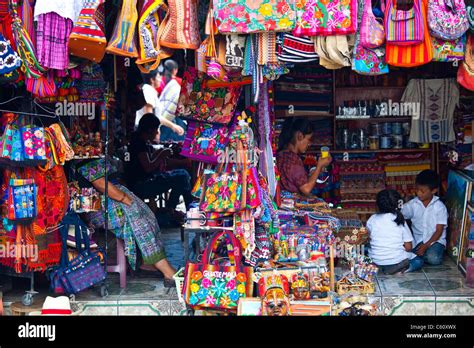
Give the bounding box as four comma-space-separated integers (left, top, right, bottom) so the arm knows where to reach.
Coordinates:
76, 158, 176, 287
276, 118, 332, 196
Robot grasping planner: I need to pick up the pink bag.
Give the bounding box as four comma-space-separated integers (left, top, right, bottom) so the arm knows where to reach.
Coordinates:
360, 0, 385, 48
385, 0, 424, 45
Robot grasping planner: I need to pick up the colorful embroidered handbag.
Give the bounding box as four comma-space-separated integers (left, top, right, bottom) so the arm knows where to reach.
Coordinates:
428, 0, 469, 40
213, 0, 296, 34
276, 33, 318, 63
385, 0, 424, 45
293, 0, 358, 36
68, 0, 106, 62
0, 123, 22, 164
136, 0, 173, 72
181, 120, 233, 164
7, 177, 37, 222
199, 141, 247, 213
176, 67, 242, 124
457, 34, 474, 90
106, 0, 139, 57
183, 230, 253, 310
0, 32, 22, 84
360, 0, 385, 48
386, 0, 433, 66
159, 0, 200, 49
353, 37, 389, 75
432, 35, 466, 61
20, 125, 47, 164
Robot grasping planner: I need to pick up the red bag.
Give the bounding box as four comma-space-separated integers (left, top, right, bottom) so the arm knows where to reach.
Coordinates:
182, 231, 253, 311
458, 34, 474, 91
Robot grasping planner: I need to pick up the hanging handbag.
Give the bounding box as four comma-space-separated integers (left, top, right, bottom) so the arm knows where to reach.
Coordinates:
276, 33, 319, 63
0, 123, 22, 164
224, 34, 246, 68
7, 176, 37, 222
293, 0, 358, 36
385, 0, 433, 66
428, 0, 469, 40
467, 0, 474, 31
458, 33, 474, 90
199, 140, 247, 213
213, 0, 296, 34
183, 230, 253, 311
177, 67, 242, 124
69, 0, 107, 63
136, 0, 173, 72
0, 32, 22, 84
385, 0, 424, 45
159, 0, 200, 49
181, 120, 234, 164
353, 36, 390, 75
49, 212, 106, 295
20, 125, 47, 164
432, 35, 466, 61
106, 0, 139, 57
360, 0, 385, 48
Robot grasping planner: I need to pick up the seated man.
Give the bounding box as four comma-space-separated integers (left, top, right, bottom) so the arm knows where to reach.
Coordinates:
126, 113, 193, 223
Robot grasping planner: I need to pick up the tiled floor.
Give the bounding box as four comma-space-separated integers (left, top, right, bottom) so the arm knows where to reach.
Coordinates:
2, 232, 474, 315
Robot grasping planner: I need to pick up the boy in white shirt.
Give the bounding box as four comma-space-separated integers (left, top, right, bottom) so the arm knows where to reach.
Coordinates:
367, 190, 422, 274
402, 170, 448, 266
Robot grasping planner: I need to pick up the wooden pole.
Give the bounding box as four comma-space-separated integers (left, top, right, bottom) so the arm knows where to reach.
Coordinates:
330, 244, 335, 291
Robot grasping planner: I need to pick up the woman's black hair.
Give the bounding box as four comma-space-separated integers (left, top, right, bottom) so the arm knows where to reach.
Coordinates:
277, 118, 313, 151
137, 113, 161, 134
376, 189, 405, 226
141, 69, 159, 84
162, 59, 179, 84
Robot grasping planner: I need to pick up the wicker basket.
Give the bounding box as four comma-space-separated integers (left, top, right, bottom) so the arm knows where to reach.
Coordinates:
336, 276, 375, 295
173, 267, 186, 304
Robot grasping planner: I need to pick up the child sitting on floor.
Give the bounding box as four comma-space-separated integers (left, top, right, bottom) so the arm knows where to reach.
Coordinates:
367, 189, 420, 274
402, 169, 448, 267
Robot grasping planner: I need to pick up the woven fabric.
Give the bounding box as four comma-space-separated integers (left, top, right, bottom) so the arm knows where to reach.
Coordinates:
36, 12, 73, 70
160, 0, 200, 49
385, 0, 424, 45
106, 0, 138, 57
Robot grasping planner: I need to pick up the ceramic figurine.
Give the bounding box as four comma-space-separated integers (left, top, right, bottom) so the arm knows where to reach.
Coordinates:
291, 272, 310, 300
258, 274, 291, 316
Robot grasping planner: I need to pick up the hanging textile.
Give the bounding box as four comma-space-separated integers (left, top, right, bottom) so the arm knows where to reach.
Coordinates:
106, 0, 139, 57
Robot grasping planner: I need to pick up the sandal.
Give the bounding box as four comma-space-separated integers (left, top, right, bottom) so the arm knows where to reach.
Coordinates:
164, 278, 176, 288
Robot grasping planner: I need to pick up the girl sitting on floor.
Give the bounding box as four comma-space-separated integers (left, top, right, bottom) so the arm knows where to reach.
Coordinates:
367, 189, 422, 274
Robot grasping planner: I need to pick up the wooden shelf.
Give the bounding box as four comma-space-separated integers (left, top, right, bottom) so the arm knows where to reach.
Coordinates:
336, 86, 406, 90
331, 148, 431, 154
335, 117, 413, 122
275, 110, 334, 118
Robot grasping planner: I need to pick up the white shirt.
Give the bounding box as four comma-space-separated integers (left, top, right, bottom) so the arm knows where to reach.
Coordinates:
401, 196, 448, 247
366, 213, 416, 266
34, 0, 84, 22
135, 84, 159, 129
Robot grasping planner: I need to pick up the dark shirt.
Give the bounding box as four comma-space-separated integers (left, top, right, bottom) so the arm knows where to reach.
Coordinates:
126, 133, 154, 186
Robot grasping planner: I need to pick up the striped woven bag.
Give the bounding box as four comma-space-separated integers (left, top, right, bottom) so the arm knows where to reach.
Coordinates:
385, 0, 424, 46
385, 0, 433, 67
106, 0, 138, 57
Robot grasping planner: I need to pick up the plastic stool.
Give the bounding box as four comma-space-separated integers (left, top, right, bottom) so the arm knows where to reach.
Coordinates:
107, 238, 127, 289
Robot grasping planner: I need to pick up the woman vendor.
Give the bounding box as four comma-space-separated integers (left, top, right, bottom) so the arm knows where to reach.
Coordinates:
75, 158, 176, 287
276, 118, 332, 196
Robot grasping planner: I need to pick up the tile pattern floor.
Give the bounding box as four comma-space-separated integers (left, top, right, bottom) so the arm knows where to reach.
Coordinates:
2, 229, 474, 315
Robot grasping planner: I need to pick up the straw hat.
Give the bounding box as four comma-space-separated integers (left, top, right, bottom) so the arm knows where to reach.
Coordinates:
29, 296, 81, 316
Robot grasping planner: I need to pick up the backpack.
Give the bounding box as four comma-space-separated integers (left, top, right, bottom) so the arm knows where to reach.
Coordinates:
432, 35, 466, 61
360, 0, 385, 48
385, 0, 424, 45
428, 0, 469, 40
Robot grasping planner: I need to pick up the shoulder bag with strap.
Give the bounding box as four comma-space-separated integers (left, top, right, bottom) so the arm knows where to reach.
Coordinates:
458, 33, 474, 90
385, 0, 424, 45
428, 0, 469, 40
360, 0, 385, 48
106, 0, 139, 57
432, 34, 466, 61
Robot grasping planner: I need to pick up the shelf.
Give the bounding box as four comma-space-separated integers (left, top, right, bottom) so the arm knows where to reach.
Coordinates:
335, 86, 406, 90
335, 117, 413, 122
275, 110, 334, 118
331, 148, 431, 154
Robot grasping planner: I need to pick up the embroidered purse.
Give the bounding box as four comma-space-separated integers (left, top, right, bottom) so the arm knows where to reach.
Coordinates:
7, 177, 37, 222
68, 0, 107, 62
293, 0, 358, 36
213, 0, 296, 34
432, 35, 466, 61
0, 32, 22, 84
360, 0, 385, 48
159, 0, 200, 49
385, 0, 424, 45
176, 67, 242, 124
428, 0, 469, 40
183, 231, 253, 311
20, 125, 47, 164
181, 120, 233, 164
353, 37, 389, 75
106, 0, 139, 57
